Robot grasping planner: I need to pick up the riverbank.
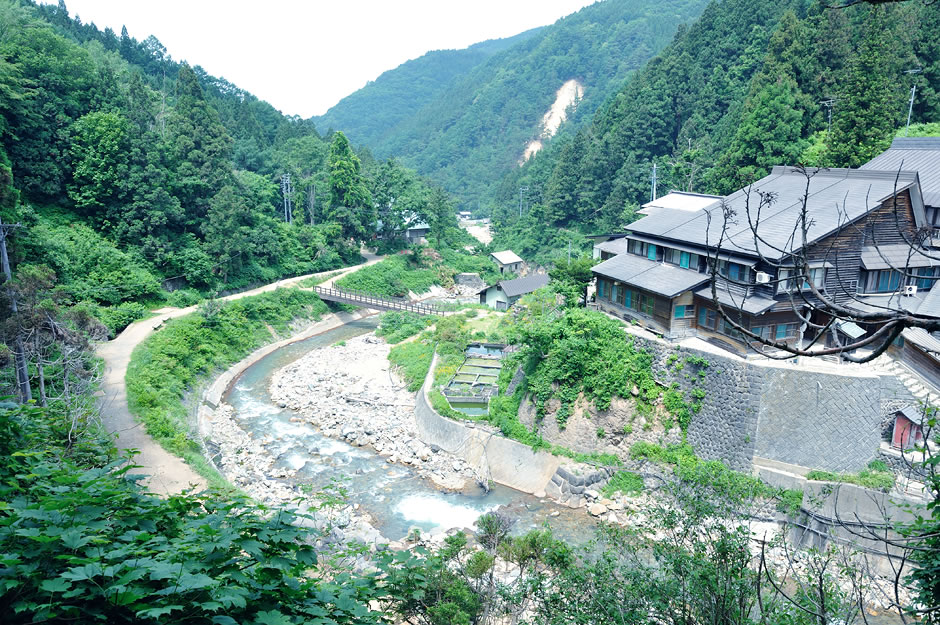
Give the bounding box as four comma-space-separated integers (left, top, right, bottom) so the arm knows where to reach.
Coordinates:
269, 333, 484, 491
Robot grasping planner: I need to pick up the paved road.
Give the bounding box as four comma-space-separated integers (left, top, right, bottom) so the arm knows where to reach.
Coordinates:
96, 253, 382, 495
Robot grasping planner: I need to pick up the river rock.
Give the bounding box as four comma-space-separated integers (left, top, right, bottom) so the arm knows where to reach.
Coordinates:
588, 503, 608, 517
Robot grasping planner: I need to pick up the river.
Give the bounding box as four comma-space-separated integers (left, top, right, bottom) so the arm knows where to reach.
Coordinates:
223, 316, 593, 542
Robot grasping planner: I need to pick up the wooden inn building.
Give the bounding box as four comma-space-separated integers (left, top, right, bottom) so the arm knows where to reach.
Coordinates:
591, 138, 940, 356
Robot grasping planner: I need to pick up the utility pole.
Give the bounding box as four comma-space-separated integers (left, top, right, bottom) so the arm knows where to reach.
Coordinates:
904, 68, 922, 136
650, 163, 657, 202
820, 99, 835, 135
518, 186, 528, 218
281, 173, 293, 224
308, 183, 316, 225
0, 218, 31, 403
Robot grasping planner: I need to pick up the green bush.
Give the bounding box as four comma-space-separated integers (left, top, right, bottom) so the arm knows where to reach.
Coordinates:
165, 288, 201, 308
96, 301, 147, 335
126, 288, 328, 482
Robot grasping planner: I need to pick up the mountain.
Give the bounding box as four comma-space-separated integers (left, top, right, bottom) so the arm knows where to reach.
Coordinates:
489, 0, 940, 262
312, 28, 541, 148
316, 0, 712, 212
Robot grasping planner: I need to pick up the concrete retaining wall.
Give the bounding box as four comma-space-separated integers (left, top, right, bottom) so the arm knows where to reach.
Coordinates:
414, 354, 560, 495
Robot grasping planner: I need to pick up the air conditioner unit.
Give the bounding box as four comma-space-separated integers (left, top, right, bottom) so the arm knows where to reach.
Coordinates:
755, 271, 772, 285
904, 285, 918, 296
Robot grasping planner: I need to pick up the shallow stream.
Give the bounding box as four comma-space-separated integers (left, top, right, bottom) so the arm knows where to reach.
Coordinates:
224, 317, 592, 542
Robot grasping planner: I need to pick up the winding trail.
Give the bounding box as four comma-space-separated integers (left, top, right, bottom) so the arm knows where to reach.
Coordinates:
96, 252, 382, 495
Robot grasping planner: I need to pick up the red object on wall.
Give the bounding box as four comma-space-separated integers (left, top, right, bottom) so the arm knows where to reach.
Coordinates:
892, 412, 924, 450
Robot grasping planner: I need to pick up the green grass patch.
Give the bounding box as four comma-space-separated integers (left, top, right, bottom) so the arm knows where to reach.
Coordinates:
335, 255, 438, 297
126, 288, 329, 486
806, 460, 896, 492
388, 340, 434, 391
630, 442, 804, 513
377, 311, 434, 343
298, 270, 345, 287
602, 470, 644, 497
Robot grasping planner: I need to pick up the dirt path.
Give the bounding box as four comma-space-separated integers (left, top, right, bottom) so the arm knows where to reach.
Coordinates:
96, 252, 383, 495
460, 220, 493, 245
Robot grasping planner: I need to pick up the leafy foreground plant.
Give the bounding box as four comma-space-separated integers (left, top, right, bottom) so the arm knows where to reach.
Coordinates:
0, 402, 389, 624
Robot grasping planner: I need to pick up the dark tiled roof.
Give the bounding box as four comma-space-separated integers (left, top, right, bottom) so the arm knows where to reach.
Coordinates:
693, 286, 776, 315
592, 254, 709, 298
627, 167, 921, 260
863, 138, 940, 206
595, 238, 629, 255
859, 244, 940, 270
498, 273, 550, 297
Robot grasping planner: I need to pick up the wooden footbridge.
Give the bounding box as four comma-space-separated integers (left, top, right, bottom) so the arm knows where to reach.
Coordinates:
314, 285, 448, 316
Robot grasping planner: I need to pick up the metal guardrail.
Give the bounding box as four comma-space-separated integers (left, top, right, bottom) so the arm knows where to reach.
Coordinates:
313, 285, 447, 316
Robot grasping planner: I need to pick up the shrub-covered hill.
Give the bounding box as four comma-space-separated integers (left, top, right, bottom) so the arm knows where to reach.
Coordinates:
312, 28, 541, 148
320, 0, 711, 213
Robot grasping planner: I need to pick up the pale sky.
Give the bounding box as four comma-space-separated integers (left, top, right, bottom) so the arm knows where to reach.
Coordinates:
43, 0, 598, 118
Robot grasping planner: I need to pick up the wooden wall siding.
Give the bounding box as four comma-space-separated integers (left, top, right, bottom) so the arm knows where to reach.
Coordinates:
796, 189, 915, 306
902, 341, 940, 388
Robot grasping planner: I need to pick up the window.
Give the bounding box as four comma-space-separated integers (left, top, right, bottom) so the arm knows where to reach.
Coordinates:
877, 270, 901, 292
647, 244, 658, 261
774, 323, 798, 340
623, 289, 632, 309
674, 304, 695, 319
640, 294, 654, 316
597, 280, 606, 299
753, 326, 771, 340
915, 267, 936, 290
628, 239, 645, 256
680, 251, 691, 269
927, 206, 940, 227
698, 307, 717, 330
778, 267, 826, 292
719, 318, 744, 340
617, 285, 627, 306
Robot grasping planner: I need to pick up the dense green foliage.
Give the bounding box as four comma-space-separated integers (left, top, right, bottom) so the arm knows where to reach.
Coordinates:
0, 401, 400, 624
125, 289, 328, 482
313, 30, 540, 148
336, 255, 439, 298
512, 307, 659, 429
492, 0, 940, 259
332, 0, 710, 213
0, 0, 461, 342
601, 470, 644, 497
376, 311, 434, 344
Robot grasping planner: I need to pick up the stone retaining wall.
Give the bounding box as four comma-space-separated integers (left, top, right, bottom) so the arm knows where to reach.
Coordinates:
627, 331, 915, 474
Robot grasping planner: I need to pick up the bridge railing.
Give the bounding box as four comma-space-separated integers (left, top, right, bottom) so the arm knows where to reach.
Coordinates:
313, 285, 447, 316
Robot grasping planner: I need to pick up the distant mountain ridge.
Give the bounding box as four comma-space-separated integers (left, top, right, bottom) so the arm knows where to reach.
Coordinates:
312, 28, 542, 148
314, 0, 712, 211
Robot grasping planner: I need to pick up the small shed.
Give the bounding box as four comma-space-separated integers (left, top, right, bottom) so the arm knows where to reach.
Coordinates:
490, 250, 524, 274
479, 273, 550, 310
404, 223, 430, 244
892, 405, 925, 450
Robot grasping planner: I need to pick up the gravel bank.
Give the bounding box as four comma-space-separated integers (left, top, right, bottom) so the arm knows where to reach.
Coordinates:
269, 333, 484, 491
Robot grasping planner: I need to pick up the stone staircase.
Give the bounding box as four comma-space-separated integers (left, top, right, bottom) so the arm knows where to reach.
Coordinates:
871, 355, 940, 404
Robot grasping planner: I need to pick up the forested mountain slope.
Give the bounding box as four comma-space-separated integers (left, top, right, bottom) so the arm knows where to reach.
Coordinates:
0, 0, 467, 336
312, 28, 541, 148
321, 0, 711, 212
491, 0, 940, 262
